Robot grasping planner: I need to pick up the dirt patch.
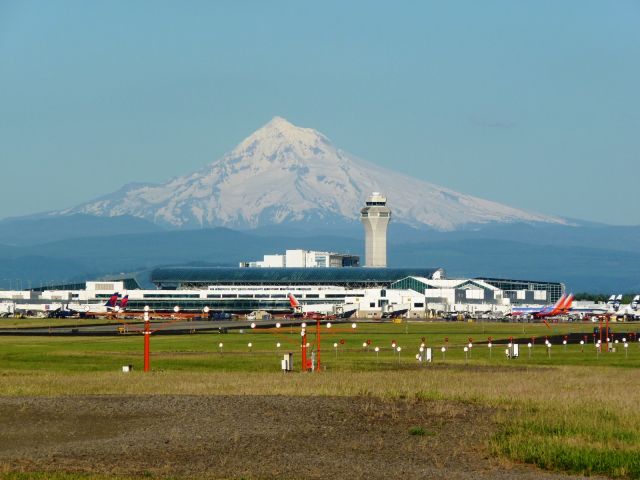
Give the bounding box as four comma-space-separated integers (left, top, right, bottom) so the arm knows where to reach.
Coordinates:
0, 395, 586, 479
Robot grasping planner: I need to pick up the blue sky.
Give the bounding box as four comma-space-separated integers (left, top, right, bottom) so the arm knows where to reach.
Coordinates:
1, 0, 638, 225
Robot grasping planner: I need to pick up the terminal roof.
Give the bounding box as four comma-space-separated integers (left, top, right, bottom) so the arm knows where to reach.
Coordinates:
151, 267, 444, 289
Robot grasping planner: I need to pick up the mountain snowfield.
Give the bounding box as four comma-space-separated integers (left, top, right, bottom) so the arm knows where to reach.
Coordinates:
59, 117, 564, 230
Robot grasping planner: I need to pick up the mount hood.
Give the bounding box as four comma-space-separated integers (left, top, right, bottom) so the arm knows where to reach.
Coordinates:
58, 116, 564, 231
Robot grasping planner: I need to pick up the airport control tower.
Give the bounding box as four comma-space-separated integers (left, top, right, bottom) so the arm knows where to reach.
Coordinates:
360, 192, 391, 267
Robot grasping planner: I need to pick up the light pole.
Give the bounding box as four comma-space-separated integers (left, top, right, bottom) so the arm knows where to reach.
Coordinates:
301, 329, 307, 372
316, 318, 322, 372
143, 311, 151, 372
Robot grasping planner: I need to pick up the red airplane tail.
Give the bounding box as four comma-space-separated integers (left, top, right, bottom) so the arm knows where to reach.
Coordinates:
548, 294, 568, 316
288, 293, 300, 308
560, 294, 574, 313
105, 292, 120, 308
119, 295, 129, 310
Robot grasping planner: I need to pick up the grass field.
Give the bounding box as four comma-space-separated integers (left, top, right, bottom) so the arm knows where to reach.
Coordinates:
1, 320, 640, 479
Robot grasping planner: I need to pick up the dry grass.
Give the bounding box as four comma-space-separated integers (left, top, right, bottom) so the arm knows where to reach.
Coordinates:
1, 364, 638, 406
2, 361, 640, 477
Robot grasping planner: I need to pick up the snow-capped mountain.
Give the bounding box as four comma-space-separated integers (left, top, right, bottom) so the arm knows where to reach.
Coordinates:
58, 116, 564, 230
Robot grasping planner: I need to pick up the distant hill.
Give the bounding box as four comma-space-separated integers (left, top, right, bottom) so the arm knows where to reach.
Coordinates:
389, 222, 640, 253
0, 214, 162, 246
0, 226, 638, 293
389, 239, 640, 293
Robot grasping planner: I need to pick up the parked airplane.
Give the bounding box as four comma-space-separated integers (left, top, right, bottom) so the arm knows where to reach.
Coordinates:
0, 301, 15, 317
510, 294, 573, 318
557, 293, 574, 315
12, 302, 66, 317
4, 292, 126, 318
607, 294, 623, 313
564, 294, 640, 320
46, 304, 78, 318
287, 293, 356, 319
67, 293, 129, 316
114, 294, 129, 312
610, 294, 640, 319
381, 307, 409, 319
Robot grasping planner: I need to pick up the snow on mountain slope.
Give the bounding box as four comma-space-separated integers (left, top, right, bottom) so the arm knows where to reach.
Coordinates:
58, 116, 564, 230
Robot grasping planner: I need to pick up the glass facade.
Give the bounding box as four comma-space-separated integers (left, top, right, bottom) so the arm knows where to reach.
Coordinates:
29, 278, 141, 292
474, 278, 564, 304
127, 298, 294, 314
151, 267, 444, 290
390, 276, 565, 305
389, 277, 431, 293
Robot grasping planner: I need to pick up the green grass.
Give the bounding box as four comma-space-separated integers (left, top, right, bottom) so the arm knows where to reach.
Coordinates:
2, 320, 640, 478
0, 320, 638, 373
493, 403, 640, 478
408, 426, 430, 436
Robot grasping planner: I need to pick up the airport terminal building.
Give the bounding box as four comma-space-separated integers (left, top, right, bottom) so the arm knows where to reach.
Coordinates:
0, 194, 566, 319
0, 267, 565, 319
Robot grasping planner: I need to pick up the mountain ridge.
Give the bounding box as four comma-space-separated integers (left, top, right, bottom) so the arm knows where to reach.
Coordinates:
54, 116, 565, 231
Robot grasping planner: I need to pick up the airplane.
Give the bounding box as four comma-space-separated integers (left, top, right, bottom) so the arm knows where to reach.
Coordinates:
561, 294, 640, 321
381, 306, 409, 319
609, 295, 640, 319
5, 292, 126, 318
0, 301, 15, 317
287, 293, 357, 320
12, 302, 67, 318
563, 294, 618, 320
510, 294, 573, 319
46, 304, 78, 318
557, 293, 575, 315
607, 294, 623, 313
67, 293, 128, 316
115, 294, 129, 312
